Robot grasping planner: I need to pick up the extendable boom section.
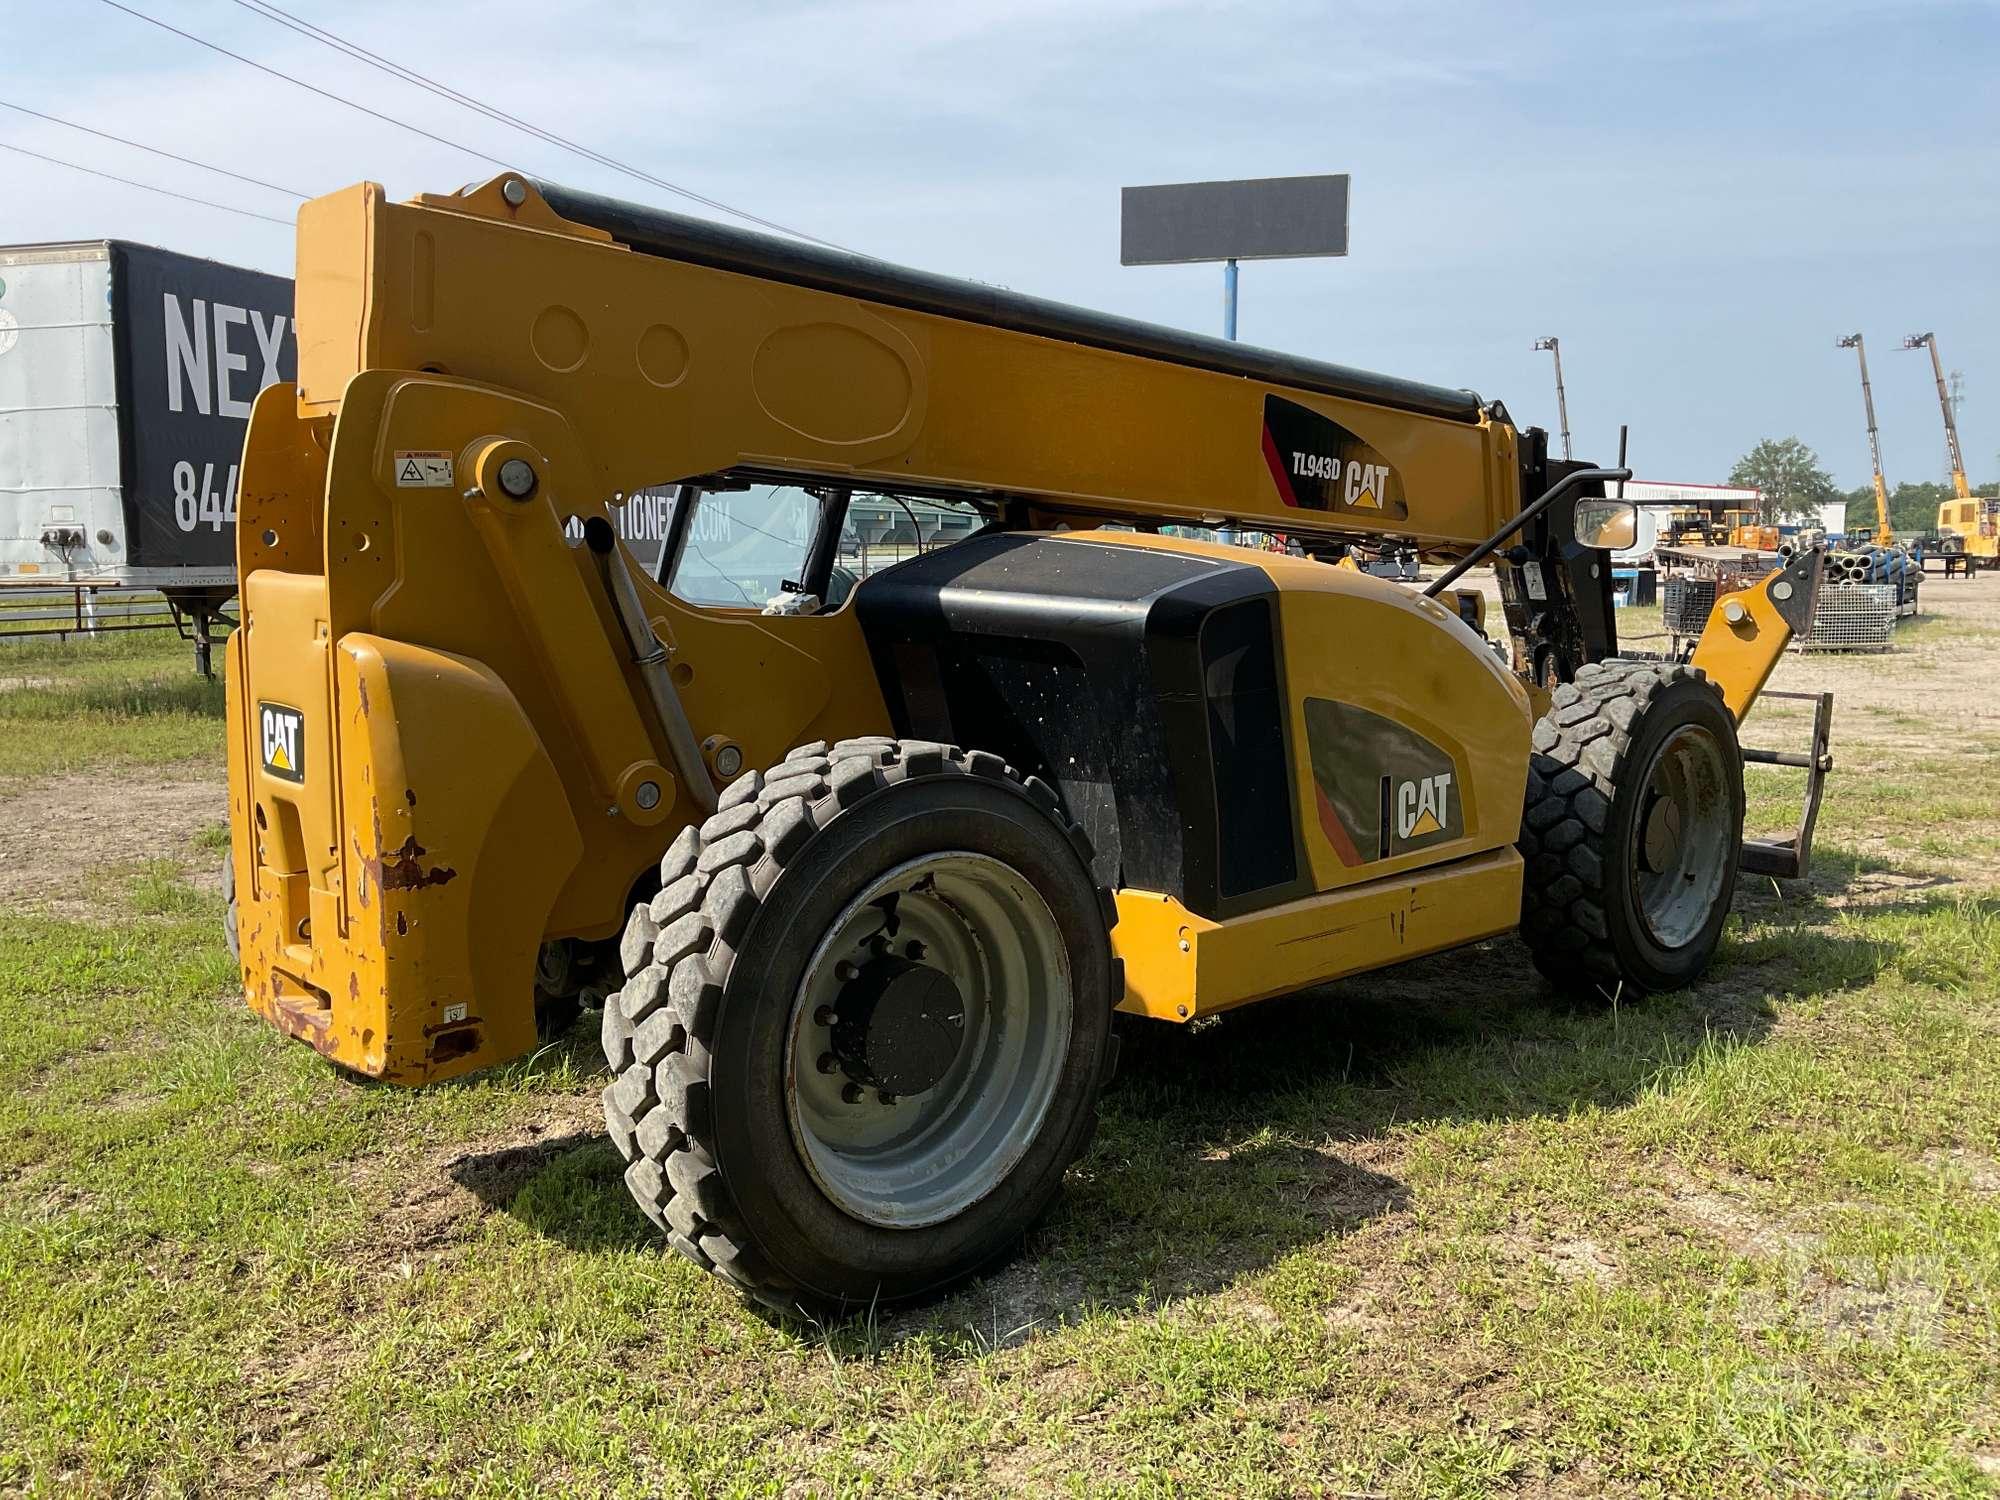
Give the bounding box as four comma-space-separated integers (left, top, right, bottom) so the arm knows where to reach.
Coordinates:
292, 176, 1518, 552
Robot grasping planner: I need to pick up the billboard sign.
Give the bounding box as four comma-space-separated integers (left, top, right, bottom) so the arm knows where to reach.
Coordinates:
1120, 174, 1350, 266
116, 244, 296, 570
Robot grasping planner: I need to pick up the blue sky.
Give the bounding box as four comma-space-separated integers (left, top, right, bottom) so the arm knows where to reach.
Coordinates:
4, 0, 1995, 487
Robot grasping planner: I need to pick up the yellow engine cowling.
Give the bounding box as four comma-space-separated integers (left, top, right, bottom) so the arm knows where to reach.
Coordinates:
1095, 539, 1534, 1022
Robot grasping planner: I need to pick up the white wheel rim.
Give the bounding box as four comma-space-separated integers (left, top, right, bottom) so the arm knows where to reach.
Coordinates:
1634, 724, 1733, 949
784, 851, 1073, 1229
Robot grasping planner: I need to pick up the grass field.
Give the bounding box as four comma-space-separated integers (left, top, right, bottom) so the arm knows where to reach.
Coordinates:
2, 589, 1998, 1497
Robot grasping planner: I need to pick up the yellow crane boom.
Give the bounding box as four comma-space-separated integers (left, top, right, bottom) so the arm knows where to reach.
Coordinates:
1836, 333, 1893, 544
1902, 332, 1973, 502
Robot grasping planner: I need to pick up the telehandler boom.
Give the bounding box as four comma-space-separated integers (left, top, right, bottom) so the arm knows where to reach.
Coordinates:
1835, 333, 1893, 546
226, 175, 1825, 1310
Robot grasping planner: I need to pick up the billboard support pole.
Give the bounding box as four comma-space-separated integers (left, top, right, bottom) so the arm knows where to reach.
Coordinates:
1223, 257, 1238, 341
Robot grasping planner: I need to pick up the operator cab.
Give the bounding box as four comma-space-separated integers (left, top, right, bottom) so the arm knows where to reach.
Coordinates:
649, 479, 985, 616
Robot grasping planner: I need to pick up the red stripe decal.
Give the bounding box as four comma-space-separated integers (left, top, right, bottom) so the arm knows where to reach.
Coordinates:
1261, 424, 1300, 509
1314, 782, 1366, 867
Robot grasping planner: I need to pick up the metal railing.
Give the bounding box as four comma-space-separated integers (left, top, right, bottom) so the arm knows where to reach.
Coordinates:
0, 587, 238, 678
0, 586, 186, 638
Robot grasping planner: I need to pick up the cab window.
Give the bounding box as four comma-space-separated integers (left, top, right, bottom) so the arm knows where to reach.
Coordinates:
669, 485, 843, 608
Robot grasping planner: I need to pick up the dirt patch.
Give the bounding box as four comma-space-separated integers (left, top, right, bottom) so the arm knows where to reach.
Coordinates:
1658, 1169, 1822, 1258
0, 674, 61, 692
1324, 1299, 1390, 1337
1922, 1149, 2000, 1194
979, 1444, 1065, 1495
1812, 866, 1962, 908
0, 767, 226, 917
344, 1097, 604, 1270
1542, 1237, 1619, 1283
912, 1257, 1093, 1349
213, 1335, 357, 1499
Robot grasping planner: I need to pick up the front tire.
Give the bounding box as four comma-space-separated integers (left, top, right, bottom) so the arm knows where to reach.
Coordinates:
601, 738, 1117, 1313
1519, 660, 1744, 996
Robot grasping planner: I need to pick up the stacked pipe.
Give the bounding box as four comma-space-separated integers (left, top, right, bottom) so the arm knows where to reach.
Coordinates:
1804, 543, 1915, 587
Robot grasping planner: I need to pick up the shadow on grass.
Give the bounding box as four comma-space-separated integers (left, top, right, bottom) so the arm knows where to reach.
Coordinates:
449, 1127, 600, 1206
444, 846, 1937, 1351
1736, 843, 1960, 914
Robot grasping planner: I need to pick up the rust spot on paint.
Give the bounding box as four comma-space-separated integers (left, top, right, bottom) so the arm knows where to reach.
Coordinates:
348, 972, 360, 1001
428, 1026, 480, 1065
395, 911, 409, 937
356, 675, 371, 717
379, 834, 457, 891
405, 787, 417, 807
270, 981, 339, 1061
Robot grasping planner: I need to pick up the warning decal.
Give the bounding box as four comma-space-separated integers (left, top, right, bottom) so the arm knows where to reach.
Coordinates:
394, 450, 454, 488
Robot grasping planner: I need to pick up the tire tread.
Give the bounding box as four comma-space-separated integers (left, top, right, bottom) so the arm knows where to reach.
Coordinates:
1518, 659, 1731, 997
600, 736, 1118, 1311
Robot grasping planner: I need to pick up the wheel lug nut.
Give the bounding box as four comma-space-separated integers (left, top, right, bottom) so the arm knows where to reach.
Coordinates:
905, 940, 926, 960
835, 960, 857, 982
878, 1090, 897, 1106
841, 1082, 864, 1105
816, 1052, 838, 1075
814, 1005, 837, 1026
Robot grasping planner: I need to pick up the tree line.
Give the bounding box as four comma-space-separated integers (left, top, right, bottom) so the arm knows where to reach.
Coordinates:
1727, 436, 1997, 531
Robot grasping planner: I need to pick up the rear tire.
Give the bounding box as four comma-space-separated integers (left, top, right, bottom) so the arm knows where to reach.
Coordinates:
601, 738, 1117, 1313
534, 989, 582, 1042
1519, 660, 1744, 997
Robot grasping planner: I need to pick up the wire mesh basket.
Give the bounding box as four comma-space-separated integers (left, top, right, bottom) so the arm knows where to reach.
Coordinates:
1803, 583, 1897, 651
1663, 577, 1717, 640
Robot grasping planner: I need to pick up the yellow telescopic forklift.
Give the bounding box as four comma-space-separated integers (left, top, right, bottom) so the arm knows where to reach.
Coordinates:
1903, 333, 1997, 568
225, 176, 1829, 1311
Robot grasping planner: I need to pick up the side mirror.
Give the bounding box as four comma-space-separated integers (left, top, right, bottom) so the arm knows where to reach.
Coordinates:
1574, 498, 1638, 551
